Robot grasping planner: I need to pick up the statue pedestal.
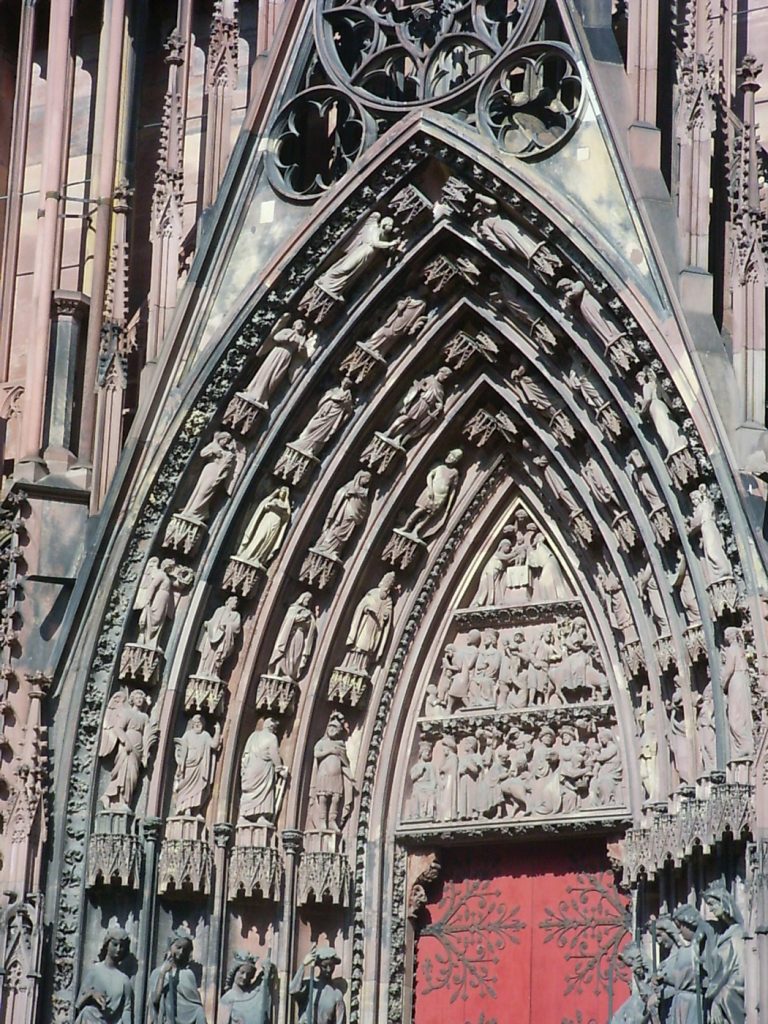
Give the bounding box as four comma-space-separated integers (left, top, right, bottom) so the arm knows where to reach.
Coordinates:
297, 831, 350, 906
119, 642, 162, 684
649, 505, 674, 543
611, 511, 637, 551
383, 528, 427, 570
707, 577, 739, 617
274, 442, 319, 485
255, 674, 297, 714
298, 283, 339, 325
654, 634, 675, 673
603, 332, 637, 373
223, 393, 266, 435
666, 447, 698, 487
620, 639, 644, 680
228, 824, 281, 900
360, 432, 405, 474
163, 514, 206, 556
222, 556, 263, 598
300, 548, 342, 589
158, 816, 212, 894
328, 664, 370, 707
184, 674, 225, 715
87, 810, 141, 888
340, 342, 386, 384
684, 624, 706, 663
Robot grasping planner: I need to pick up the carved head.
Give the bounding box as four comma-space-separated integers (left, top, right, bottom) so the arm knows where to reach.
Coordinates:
379, 571, 396, 594
483, 629, 499, 645
99, 926, 130, 964
327, 710, 348, 739
436, 366, 451, 382
418, 740, 432, 760
314, 945, 340, 978
446, 448, 463, 465
168, 934, 194, 966
189, 714, 205, 734
672, 902, 702, 939
467, 629, 482, 647
380, 216, 394, 234
298, 591, 312, 607
161, 558, 176, 573
264, 718, 278, 734
129, 689, 148, 710
226, 595, 239, 610
654, 915, 680, 949
703, 882, 740, 925
539, 727, 556, 747
293, 318, 307, 333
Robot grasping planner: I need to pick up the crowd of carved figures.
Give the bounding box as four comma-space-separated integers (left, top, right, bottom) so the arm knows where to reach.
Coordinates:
70, 148, 764, 1024
612, 883, 745, 1024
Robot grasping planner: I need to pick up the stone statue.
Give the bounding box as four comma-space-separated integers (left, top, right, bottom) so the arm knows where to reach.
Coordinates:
532, 452, 583, 517
316, 213, 400, 301
701, 883, 746, 1024
688, 486, 732, 585
362, 294, 427, 356
670, 555, 701, 624
694, 690, 716, 775
445, 630, 481, 711
596, 565, 638, 644
587, 727, 622, 806
268, 592, 317, 681
239, 719, 287, 826
307, 711, 355, 832
99, 689, 154, 811
401, 449, 462, 539
635, 563, 668, 632
313, 472, 371, 558
197, 596, 242, 679
653, 914, 698, 1024
385, 367, 451, 446
220, 954, 274, 1024
472, 195, 559, 275
149, 932, 205, 1024
638, 704, 659, 802
235, 487, 291, 568
289, 946, 345, 1024
407, 740, 437, 819
635, 368, 687, 459
345, 572, 396, 666
609, 943, 654, 1024
558, 278, 627, 352
583, 456, 616, 507
238, 319, 310, 407
75, 926, 132, 1024
180, 432, 242, 522
721, 627, 754, 761
293, 379, 354, 455
666, 693, 695, 788
134, 557, 188, 649
473, 539, 516, 607
528, 532, 569, 600
173, 715, 222, 816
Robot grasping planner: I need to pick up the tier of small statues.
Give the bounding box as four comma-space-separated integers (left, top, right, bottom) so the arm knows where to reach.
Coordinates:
75, 929, 346, 1024
426, 616, 608, 715
405, 717, 622, 824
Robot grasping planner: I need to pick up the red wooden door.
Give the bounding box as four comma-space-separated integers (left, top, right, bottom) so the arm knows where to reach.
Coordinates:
413, 840, 630, 1024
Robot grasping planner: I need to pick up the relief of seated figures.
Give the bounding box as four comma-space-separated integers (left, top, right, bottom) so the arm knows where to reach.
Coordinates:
404, 717, 623, 824
471, 514, 573, 608
427, 618, 609, 715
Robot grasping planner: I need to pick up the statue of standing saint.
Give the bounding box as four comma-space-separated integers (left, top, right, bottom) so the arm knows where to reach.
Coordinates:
149, 932, 206, 1024
268, 592, 317, 681
239, 719, 287, 826
235, 488, 292, 568
99, 689, 155, 811
173, 715, 222, 816
385, 368, 451, 446
316, 213, 400, 301
196, 596, 242, 679
221, 954, 274, 1024
180, 432, 242, 522
292, 379, 354, 456
313, 472, 372, 559
238, 319, 310, 408
343, 572, 396, 673
307, 711, 356, 832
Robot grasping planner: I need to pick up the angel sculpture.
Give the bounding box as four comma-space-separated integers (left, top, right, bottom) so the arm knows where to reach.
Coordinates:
315, 213, 401, 301
635, 368, 687, 459
134, 557, 191, 649
179, 432, 245, 523
235, 487, 292, 568
99, 689, 157, 812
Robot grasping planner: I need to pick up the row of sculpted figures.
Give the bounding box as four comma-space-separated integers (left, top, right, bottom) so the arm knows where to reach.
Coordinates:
75, 928, 345, 1024
613, 883, 745, 1024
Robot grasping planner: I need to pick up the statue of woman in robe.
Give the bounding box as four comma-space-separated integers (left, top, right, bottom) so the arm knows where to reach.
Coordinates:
75, 927, 133, 1024
197, 596, 242, 679
721, 627, 754, 761
135, 558, 179, 648
268, 592, 317, 681
239, 719, 287, 826
181, 432, 240, 522
316, 214, 400, 301
362, 294, 427, 356
221, 955, 274, 1024
653, 914, 699, 1024
313, 472, 371, 559
635, 369, 687, 459
293, 379, 354, 455
701, 883, 746, 1024
173, 715, 222, 816
236, 488, 292, 568
688, 486, 732, 585
238, 319, 309, 408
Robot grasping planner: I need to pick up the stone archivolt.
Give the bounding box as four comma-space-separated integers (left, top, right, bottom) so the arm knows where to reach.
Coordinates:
47, 123, 762, 1024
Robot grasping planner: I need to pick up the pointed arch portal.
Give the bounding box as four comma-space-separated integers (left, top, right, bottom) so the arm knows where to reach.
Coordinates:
41, 5, 764, 1024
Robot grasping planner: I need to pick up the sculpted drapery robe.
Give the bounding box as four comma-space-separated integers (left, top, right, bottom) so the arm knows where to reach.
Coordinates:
75, 962, 133, 1024
148, 965, 206, 1024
